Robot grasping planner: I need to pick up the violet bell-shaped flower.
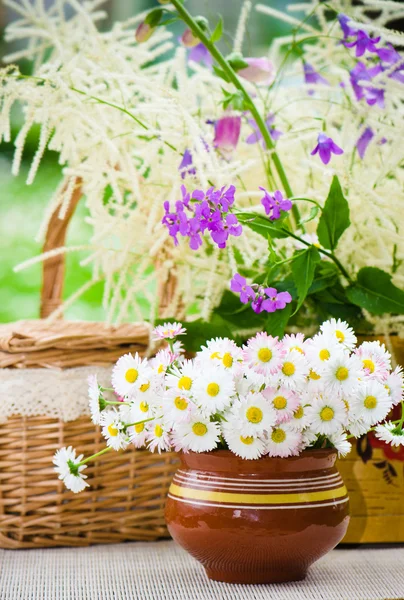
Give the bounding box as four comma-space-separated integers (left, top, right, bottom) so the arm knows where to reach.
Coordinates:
356, 127, 374, 159
214, 115, 241, 153
311, 133, 344, 165
303, 63, 329, 91
260, 188, 292, 221
238, 57, 276, 85
246, 113, 282, 147
188, 43, 213, 67
178, 149, 196, 179
344, 29, 381, 58
350, 62, 385, 108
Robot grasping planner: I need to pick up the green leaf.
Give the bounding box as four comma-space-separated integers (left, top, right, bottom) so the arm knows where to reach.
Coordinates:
225, 51, 249, 71
145, 8, 163, 27
214, 291, 267, 330
291, 247, 321, 312
265, 303, 293, 338
236, 212, 288, 239
316, 175, 350, 251
346, 267, 404, 315
299, 205, 319, 226
213, 66, 231, 83
308, 262, 339, 295
210, 16, 223, 43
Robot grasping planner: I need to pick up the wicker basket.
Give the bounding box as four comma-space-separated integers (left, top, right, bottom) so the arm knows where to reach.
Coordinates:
0, 181, 179, 549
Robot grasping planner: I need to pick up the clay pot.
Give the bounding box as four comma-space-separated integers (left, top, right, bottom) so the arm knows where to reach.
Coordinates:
165, 449, 350, 584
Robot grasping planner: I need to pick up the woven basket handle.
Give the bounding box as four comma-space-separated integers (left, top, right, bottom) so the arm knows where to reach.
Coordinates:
40, 178, 82, 318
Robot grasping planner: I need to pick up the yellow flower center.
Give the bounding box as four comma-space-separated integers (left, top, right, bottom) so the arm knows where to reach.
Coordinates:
294, 406, 304, 419
273, 396, 287, 410
140, 401, 149, 413
320, 407, 335, 422
174, 396, 188, 411
319, 349, 330, 361
309, 369, 321, 380
107, 424, 119, 437
258, 348, 272, 362
385, 384, 391, 394
336, 330, 345, 342
282, 361, 295, 376
362, 359, 375, 374
343, 399, 349, 410
178, 376, 192, 390
210, 351, 221, 359
154, 424, 163, 438
246, 406, 263, 424
271, 428, 286, 443
336, 367, 349, 381
125, 368, 138, 383
140, 382, 150, 392
222, 352, 233, 368
364, 395, 377, 409
207, 382, 220, 397
240, 436, 254, 445
158, 364, 164, 374
135, 423, 144, 434
192, 422, 208, 436
291, 346, 304, 354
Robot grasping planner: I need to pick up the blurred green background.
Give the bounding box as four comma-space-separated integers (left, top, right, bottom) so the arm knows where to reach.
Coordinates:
0, 0, 300, 323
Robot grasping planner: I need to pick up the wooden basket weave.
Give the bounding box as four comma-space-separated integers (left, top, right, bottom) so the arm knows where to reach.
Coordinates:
0, 181, 179, 549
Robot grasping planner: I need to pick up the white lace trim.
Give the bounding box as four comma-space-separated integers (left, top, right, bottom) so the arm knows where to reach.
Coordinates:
0, 366, 112, 423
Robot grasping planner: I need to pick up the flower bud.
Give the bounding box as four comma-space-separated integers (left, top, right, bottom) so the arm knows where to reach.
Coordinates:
135, 22, 155, 44
181, 28, 200, 48
238, 57, 276, 86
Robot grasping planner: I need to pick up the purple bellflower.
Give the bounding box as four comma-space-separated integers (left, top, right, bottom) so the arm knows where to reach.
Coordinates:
259, 188, 292, 221
230, 273, 292, 314
356, 127, 374, 159
246, 113, 282, 147
311, 133, 344, 165
188, 43, 213, 67
350, 62, 385, 108
303, 63, 329, 92
178, 149, 196, 179
344, 29, 381, 58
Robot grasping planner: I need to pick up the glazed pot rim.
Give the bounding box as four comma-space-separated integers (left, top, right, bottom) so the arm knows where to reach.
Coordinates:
181, 448, 337, 461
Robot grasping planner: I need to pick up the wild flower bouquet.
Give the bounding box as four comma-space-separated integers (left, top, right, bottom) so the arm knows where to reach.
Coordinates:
54, 319, 404, 493
2, 0, 404, 341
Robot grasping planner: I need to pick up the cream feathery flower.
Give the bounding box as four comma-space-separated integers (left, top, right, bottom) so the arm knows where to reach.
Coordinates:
320, 318, 357, 350
266, 424, 303, 457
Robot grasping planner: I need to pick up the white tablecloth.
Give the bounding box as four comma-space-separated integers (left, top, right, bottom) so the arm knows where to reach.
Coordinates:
0, 541, 403, 600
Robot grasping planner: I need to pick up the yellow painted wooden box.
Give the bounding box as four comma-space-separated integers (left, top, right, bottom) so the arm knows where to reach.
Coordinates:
340, 335, 404, 543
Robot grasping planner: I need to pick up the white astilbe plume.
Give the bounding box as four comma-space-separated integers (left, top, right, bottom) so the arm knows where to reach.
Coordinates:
1, 0, 404, 333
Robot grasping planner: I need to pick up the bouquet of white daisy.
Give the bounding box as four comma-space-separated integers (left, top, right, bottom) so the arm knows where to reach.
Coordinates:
54, 319, 404, 493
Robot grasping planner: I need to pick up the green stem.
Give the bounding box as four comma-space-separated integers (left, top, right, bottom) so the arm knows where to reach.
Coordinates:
105, 400, 130, 406
123, 415, 159, 430
170, 0, 300, 226
79, 446, 113, 465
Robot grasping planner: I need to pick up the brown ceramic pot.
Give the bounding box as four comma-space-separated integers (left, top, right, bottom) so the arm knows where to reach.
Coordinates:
165, 449, 350, 584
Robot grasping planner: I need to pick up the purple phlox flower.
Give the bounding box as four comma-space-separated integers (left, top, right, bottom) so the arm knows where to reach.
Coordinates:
230, 273, 255, 304
356, 127, 374, 159
251, 295, 265, 314
303, 63, 329, 91
338, 14, 356, 39
188, 217, 203, 250
311, 133, 344, 165
259, 187, 292, 221
350, 62, 385, 108
188, 43, 213, 67
214, 115, 241, 152
178, 149, 196, 180
262, 288, 292, 313
238, 57, 276, 85
210, 213, 242, 249
246, 113, 282, 147
344, 29, 381, 58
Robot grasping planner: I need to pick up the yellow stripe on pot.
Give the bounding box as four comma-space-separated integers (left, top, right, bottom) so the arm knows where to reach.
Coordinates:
169, 483, 347, 505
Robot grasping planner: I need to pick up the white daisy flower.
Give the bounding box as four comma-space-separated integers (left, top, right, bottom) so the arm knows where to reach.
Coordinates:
172, 340, 185, 358
100, 409, 129, 451
162, 388, 196, 425
277, 349, 309, 390
375, 421, 404, 447
173, 416, 220, 453
320, 318, 357, 350
150, 348, 176, 375
301, 428, 318, 449
351, 380, 392, 426
234, 367, 265, 396
266, 424, 303, 457
111, 353, 151, 398
307, 396, 347, 435
198, 337, 243, 371
305, 333, 343, 373
355, 341, 391, 380
231, 392, 276, 436
146, 419, 171, 453
289, 402, 312, 431
166, 359, 199, 396
322, 352, 363, 397
128, 421, 148, 449
328, 430, 352, 457
192, 367, 235, 415
384, 366, 404, 406
152, 321, 186, 340
281, 333, 306, 355
53, 446, 89, 494
88, 374, 104, 425
263, 386, 300, 424
243, 332, 285, 376
347, 418, 369, 438
307, 367, 324, 393
222, 425, 266, 460
126, 397, 155, 423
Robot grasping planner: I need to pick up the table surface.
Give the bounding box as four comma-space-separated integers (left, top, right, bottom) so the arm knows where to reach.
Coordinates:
0, 541, 403, 600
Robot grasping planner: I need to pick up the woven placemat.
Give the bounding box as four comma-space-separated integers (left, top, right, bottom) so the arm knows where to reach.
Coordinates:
0, 541, 403, 600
